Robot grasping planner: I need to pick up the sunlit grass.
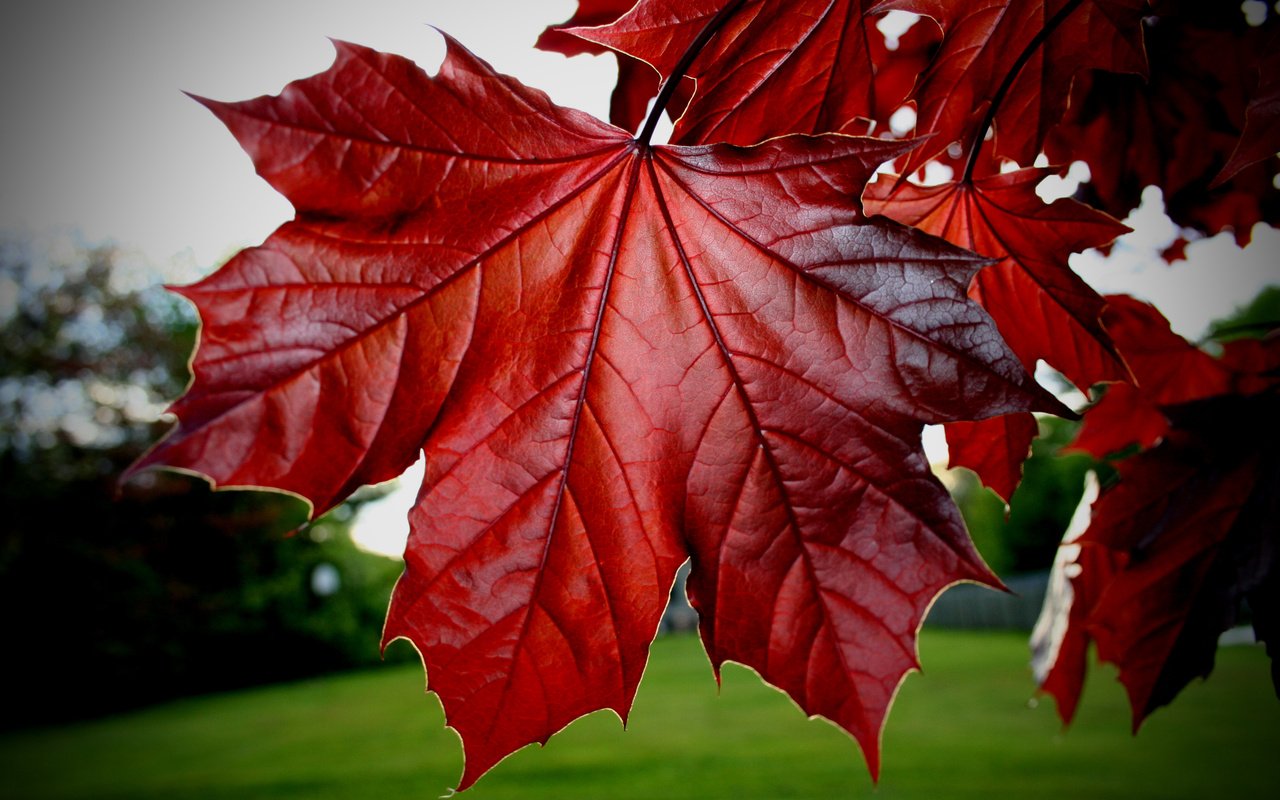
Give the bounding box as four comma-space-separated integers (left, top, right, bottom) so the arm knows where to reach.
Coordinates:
2, 630, 1276, 799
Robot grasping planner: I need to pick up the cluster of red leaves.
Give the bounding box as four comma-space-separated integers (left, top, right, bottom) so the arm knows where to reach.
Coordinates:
1034, 297, 1279, 727
1046, 0, 1280, 249
131, 0, 1278, 790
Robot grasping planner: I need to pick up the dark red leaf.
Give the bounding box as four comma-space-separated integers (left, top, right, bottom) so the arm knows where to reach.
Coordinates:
876, 0, 1148, 175
1160, 236, 1189, 264
1221, 336, 1280, 395
569, 0, 940, 145
1047, 5, 1280, 245
1215, 44, 1280, 185
1039, 316, 1280, 727
1042, 404, 1279, 726
865, 13, 945, 135
130, 36, 1063, 789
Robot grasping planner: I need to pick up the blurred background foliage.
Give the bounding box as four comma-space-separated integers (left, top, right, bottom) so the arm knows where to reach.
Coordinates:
0, 234, 410, 728
953, 416, 1096, 577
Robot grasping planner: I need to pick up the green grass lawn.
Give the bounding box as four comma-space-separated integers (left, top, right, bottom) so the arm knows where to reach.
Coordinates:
2, 630, 1276, 799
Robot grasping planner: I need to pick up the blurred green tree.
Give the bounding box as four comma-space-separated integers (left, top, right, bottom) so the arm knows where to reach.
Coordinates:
952, 415, 1096, 576
0, 235, 407, 727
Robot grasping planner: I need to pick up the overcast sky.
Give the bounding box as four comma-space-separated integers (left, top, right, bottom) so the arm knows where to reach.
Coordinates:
2, 1, 1275, 556
0, 1, 614, 268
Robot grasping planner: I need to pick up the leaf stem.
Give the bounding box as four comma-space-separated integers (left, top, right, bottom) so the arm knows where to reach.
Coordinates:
961, 0, 1086, 183
637, 0, 749, 147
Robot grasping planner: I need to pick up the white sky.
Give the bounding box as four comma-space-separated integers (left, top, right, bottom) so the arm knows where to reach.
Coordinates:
0, 1, 613, 269
2, 1, 1274, 558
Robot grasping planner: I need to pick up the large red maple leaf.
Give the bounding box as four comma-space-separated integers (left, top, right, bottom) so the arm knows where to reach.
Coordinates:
128, 33, 1066, 790
864, 168, 1129, 498
577, 1, 1143, 501
566, 0, 940, 146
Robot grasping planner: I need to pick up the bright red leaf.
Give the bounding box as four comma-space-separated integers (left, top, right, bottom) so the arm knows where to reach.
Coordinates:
130, 35, 1064, 789
568, 0, 940, 146
1067, 381, 1169, 459
864, 168, 1128, 497
942, 413, 1041, 502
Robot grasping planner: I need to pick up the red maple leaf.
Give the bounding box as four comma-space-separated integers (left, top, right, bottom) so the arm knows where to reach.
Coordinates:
1035, 298, 1279, 726
875, 0, 1148, 176
536, 0, 662, 133
561, 1, 1139, 505
1067, 381, 1169, 459
939, 413, 1042, 503
864, 168, 1129, 498
128, 34, 1064, 789
1067, 295, 1232, 459
567, 0, 940, 146
1042, 395, 1279, 726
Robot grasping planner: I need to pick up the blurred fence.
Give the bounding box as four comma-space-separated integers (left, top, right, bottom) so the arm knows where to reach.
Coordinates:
923, 571, 1049, 630
659, 566, 1050, 633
